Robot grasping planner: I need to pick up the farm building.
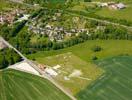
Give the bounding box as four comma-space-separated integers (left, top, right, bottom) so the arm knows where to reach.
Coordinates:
109, 3, 126, 10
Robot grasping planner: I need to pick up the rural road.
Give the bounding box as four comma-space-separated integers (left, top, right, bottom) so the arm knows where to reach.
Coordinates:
67, 11, 132, 31
0, 36, 76, 100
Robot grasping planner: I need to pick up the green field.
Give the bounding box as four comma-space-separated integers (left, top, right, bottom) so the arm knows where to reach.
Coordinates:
0, 0, 20, 11
0, 69, 71, 100
95, 6, 132, 22
39, 52, 103, 95
76, 56, 132, 100
27, 40, 132, 99
28, 40, 132, 63
94, 0, 132, 22
69, 0, 132, 22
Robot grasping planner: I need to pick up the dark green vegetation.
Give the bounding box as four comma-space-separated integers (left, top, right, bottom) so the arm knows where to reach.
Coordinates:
24, 0, 66, 9
76, 56, 132, 100
24, 0, 65, 4
0, 48, 22, 69
0, 69, 71, 100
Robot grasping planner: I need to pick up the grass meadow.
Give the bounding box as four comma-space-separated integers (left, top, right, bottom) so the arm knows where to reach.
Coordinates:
39, 52, 104, 95
27, 40, 132, 63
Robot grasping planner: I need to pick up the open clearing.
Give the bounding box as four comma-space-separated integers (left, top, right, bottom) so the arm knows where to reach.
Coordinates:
76, 56, 132, 100
39, 52, 103, 95
0, 69, 71, 100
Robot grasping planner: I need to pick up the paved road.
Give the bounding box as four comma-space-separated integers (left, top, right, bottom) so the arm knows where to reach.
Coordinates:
0, 36, 76, 100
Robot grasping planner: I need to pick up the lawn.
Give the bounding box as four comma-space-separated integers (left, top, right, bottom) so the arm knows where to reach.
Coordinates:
76, 56, 132, 100
27, 40, 132, 63
38, 52, 103, 95
0, 69, 71, 100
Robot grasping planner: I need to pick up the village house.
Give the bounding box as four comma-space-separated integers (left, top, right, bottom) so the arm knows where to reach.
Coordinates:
98, 2, 126, 10
109, 3, 126, 10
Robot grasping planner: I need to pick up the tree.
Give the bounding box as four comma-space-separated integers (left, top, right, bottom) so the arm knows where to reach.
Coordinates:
1, 55, 9, 68
92, 45, 102, 52
84, 0, 91, 2
92, 56, 98, 60
9, 55, 15, 65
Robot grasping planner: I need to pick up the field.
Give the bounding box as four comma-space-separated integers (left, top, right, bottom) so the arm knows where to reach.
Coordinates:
68, 0, 132, 22
0, 69, 71, 100
27, 40, 132, 99
95, 5, 132, 22
76, 56, 132, 100
39, 52, 103, 95
28, 40, 132, 63
0, 0, 21, 11
94, 0, 132, 22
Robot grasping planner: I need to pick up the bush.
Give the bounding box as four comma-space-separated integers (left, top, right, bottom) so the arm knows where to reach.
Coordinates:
92, 45, 102, 52
92, 56, 98, 60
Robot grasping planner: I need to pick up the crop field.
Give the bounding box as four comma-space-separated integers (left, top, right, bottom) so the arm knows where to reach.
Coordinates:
76, 56, 132, 100
0, 69, 70, 100
39, 52, 103, 95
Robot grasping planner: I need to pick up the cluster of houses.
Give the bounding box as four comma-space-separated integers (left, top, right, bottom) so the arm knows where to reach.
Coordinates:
0, 9, 29, 25
98, 2, 126, 10
28, 23, 89, 42
27, 10, 90, 42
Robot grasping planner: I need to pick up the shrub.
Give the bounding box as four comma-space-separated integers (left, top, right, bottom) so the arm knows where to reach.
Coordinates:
92, 56, 98, 60
92, 45, 102, 52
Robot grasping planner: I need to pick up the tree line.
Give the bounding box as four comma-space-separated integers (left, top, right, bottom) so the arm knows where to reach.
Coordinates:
0, 48, 22, 69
